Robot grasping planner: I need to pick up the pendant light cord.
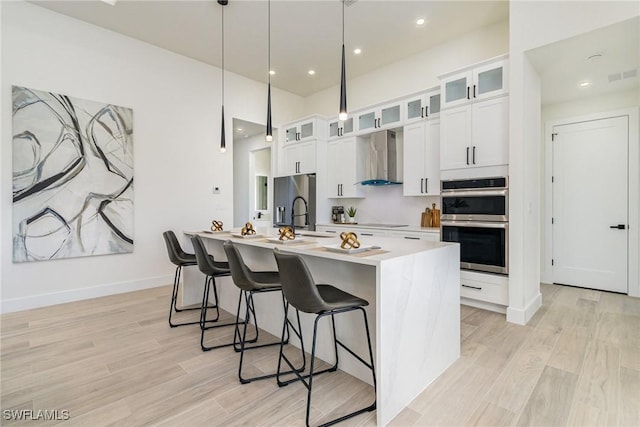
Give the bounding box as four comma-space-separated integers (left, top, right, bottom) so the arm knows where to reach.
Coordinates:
222, 4, 224, 106
268, 0, 271, 85
342, 0, 344, 46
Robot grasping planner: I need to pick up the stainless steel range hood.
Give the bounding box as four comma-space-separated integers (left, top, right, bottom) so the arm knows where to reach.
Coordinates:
360, 130, 402, 186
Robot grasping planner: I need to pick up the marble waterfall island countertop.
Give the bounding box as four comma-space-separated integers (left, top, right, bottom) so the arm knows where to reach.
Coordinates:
182, 229, 460, 426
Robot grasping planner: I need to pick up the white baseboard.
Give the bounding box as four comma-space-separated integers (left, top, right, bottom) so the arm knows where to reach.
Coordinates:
506, 292, 542, 325
0, 275, 173, 314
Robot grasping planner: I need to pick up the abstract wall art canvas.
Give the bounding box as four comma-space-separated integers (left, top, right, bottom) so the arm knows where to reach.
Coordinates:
12, 86, 134, 262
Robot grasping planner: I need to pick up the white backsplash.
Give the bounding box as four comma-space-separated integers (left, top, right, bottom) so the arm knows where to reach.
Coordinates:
335, 185, 440, 226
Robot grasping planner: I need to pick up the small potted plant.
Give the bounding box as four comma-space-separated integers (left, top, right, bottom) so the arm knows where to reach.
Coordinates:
346, 206, 357, 223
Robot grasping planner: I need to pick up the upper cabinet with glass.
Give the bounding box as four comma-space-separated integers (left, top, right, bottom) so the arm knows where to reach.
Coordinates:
404, 89, 441, 124
440, 55, 508, 109
328, 116, 355, 140
283, 116, 327, 143
356, 100, 403, 134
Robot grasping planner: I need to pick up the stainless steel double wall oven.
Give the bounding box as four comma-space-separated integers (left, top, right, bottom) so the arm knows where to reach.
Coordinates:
440, 177, 508, 275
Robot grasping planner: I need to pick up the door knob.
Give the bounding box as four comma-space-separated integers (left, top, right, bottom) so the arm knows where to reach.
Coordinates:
609, 224, 626, 229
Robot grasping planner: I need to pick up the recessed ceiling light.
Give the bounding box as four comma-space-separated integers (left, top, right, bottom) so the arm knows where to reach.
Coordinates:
353, 48, 362, 55
269, 70, 275, 75
579, 81, 591, 87
416, 18, 425, 26
308, 70, 316, 75
237, 128, 243, 132
100, 0, 117, 5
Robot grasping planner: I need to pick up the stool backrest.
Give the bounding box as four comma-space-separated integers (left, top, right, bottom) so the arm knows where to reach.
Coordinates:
273, 250, 327, 314
162, 230, 183, 266
223, 240, 259, 291
191, 235, 225, 276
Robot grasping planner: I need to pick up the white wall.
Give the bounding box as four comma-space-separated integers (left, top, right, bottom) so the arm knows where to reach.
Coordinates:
233, 132, 272, 227
0, 1, 302, 312
302, 21, 509, 117
508, 0, 640, 324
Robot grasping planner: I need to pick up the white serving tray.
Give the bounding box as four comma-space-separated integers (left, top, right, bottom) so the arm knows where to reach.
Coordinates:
231, 233, 264, 239
322, 244, 376, 254
266, 237, 308, 245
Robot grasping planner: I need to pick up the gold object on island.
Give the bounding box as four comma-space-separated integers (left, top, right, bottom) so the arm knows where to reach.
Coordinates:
211, 220, 224, 232
278, 226, 296, 241
340, 231, 361, 249
241, 222, 257, 236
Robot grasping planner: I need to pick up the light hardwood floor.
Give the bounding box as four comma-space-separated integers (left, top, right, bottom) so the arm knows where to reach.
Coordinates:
1, 283, 638, 426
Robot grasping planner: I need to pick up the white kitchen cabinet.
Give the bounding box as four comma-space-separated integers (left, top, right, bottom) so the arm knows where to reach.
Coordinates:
403, 120, 440, 196
283, 140, 316, 175
328, 117, 356, 140
440, 56, 508, 110
356, 101, 403, 134
387, 230, 440, 242
404, 90, 441, 124
284, 116, 327, 143
460, 270, 508, 306
440, 96, 508, 171
326, 137, 366, 198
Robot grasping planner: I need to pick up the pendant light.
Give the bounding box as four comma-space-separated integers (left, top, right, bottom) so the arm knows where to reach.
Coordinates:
265, 0, 273, 142
219, 0, 228, 153
338, 0, 348, 121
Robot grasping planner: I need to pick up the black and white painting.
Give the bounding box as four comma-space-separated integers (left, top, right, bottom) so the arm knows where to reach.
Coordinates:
12, 86, 134, 262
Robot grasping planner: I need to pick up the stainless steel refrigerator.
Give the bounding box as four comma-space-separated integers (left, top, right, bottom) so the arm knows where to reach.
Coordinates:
273, 174, 316, 231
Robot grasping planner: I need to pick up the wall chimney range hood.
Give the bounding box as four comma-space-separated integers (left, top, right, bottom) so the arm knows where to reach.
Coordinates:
359, 130, 402, 186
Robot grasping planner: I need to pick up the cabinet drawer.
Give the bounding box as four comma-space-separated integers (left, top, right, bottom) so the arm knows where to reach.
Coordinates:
460, 271, 508, 305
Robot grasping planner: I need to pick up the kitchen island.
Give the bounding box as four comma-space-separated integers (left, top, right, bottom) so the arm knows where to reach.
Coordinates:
182, 229, 460, 426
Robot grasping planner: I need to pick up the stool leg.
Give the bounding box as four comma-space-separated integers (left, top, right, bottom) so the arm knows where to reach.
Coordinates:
305, 314, 323, 427
277, 304, 307, 387
168, 265, 181, 327
360, 307, 377, 397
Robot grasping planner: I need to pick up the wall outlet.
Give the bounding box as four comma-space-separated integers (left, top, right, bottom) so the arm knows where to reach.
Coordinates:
212, 186, 221, 194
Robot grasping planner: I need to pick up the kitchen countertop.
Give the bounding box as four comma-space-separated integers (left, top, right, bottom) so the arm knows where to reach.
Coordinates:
182, 228, 459, 425
316, 223, 440, 233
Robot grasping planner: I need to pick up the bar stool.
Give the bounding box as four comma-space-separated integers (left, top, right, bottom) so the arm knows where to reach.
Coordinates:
273, 249, 376, 427
190, 234, 240, 352
223, 240, 303, 384
163, 230, 213, 328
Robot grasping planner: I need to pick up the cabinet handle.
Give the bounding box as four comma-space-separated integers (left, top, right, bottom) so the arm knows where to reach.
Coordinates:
420, 178, 424, 194
472, 146, 476, 164
466, 147, 470, 165
326, 230, 337, 233
404, 236, 420, 240
425, 178, 428, 193
467, 86, 470, 100
361, 233, 374, 236
462, 284, 483, 291
421, 107, 425, 118
473, 84, 477, 98
425, 106, 429, 117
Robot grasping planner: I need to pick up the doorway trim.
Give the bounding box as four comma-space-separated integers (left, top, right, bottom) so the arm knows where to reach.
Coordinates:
543, 107, 639, 297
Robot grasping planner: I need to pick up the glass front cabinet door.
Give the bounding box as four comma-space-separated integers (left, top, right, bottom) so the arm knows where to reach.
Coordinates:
440, 57, 508, 109
404, 91, 441, 124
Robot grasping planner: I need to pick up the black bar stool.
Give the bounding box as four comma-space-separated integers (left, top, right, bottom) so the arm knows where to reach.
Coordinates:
223, 241, 303, 384
273, 249, 376, 427
191, 234, 241, 352
163, 230, 215, 328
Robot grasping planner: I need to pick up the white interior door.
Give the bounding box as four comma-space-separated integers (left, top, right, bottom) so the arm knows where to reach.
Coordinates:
552, 116, 628, 293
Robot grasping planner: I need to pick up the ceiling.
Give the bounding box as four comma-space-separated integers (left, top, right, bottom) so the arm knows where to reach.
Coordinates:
233, 118, 266, 139
30, 0, 509, 97
527, 16, 639, 105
